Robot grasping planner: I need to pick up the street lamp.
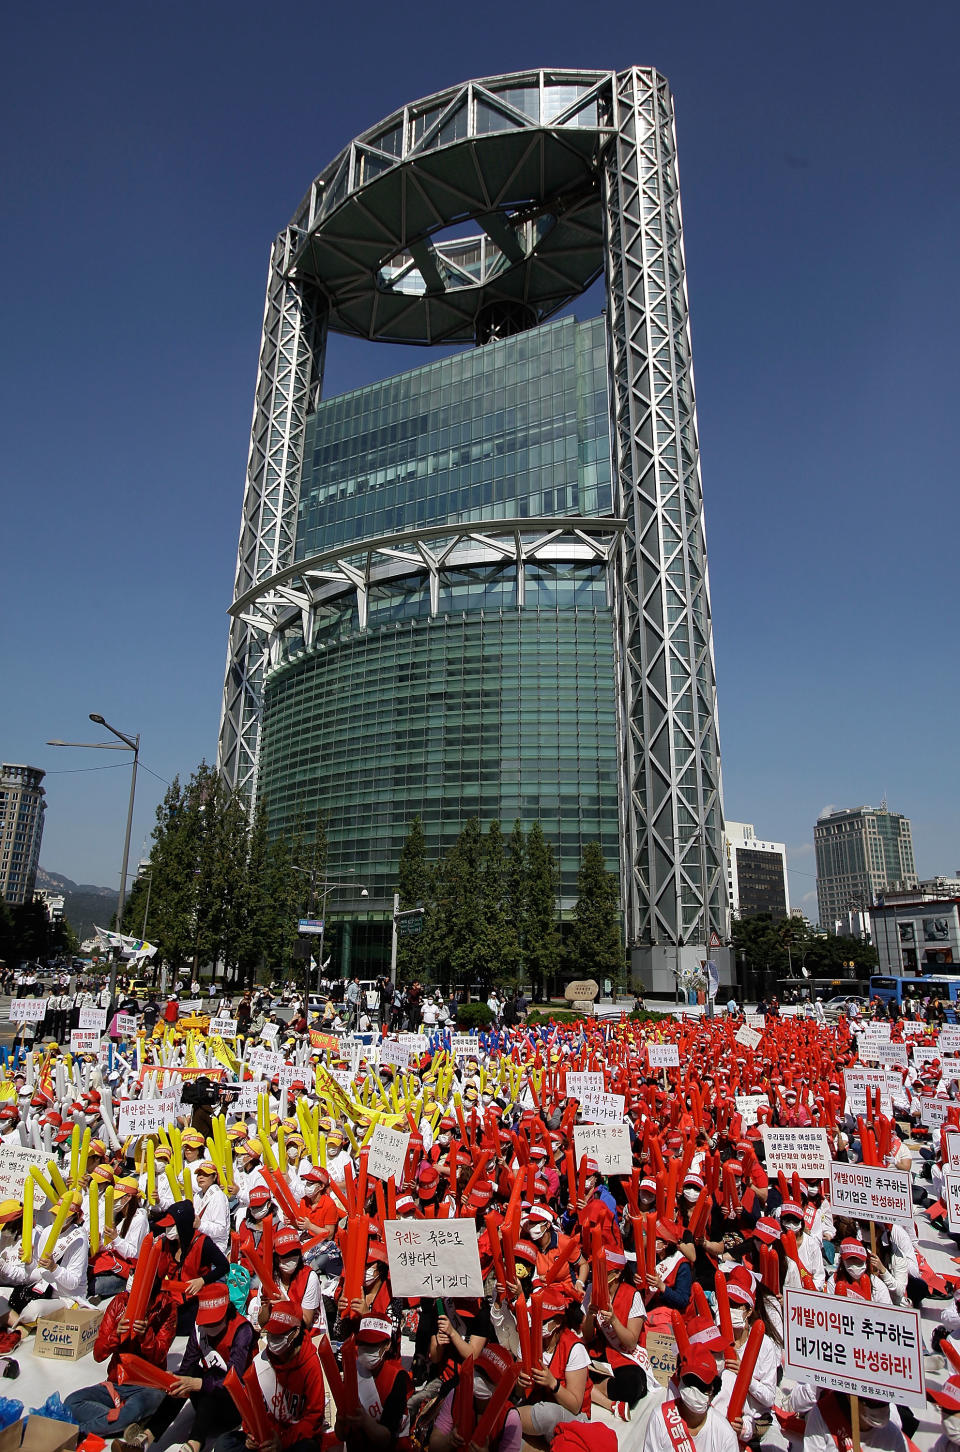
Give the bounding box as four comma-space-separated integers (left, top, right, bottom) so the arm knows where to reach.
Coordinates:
291, 866, 368, 993
48, 714, 140, 1001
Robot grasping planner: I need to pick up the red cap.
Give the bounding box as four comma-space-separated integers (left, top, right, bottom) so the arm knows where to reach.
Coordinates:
840, 1239, 867, 1261
357, 1316, 392, 1344
753, 1217, 781, 1244
265, 1301, 301, 1335
196, 1285, 231, 1324
478, 1343, 515, 1380
418, 1167, 440, 1197
779, 1201, 803, 1219
726, 1266, 756, 1307
929, 1374, 960, 1411
302, 1167, 328, 1185
274, 1227, 301, 1256
539, 1288, 570, 1316
687, 1315, 729, 1351
678, 1347, 720, 1383
655, 1218, 681, 1244
248, 1186, 271, 1207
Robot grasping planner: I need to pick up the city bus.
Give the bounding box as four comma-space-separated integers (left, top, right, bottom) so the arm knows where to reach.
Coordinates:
868, 974, 960, 1012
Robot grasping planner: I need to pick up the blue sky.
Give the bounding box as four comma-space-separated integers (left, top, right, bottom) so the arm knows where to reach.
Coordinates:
2, 1, 957, 921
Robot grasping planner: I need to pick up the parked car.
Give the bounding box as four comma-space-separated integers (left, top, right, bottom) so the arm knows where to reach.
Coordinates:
822, 994, 869, 1020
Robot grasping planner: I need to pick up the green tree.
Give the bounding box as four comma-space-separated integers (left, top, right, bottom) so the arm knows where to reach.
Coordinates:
442, 817, 485, 986
477, 820, 520, 987
525, 821, 561, 998
568, 842, 623, 982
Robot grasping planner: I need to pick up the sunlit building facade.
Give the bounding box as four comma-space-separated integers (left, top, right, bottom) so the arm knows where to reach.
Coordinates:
219, 70, 728, 989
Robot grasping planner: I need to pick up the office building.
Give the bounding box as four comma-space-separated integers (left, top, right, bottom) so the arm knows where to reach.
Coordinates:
725, 822, 789, 920
218, 69, 728, 990
0, 764, 46, 906
871, 896, 960, 975
814, 804, 917, 932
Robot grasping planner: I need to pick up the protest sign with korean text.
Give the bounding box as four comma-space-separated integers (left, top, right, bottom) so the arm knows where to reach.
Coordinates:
578, 1090, 625, 1126
842, 1068, 898, 1117
860, 1040, 907, 1068
118, 1096, 181, 1138
0, 1145, 50, 1199
384, 1218, 483, 1297
940, 1029, 960, 1055
784, 1288, 924, 1407
70, 1029, 100, 1054
565, 1071, 605, 1101
647, 1043, 680, 1070
920, 1096, 953, 1130
829, 1162, 912, 1225
78, 1007, 107, 1031
945, 1174, 960, 1233
745, 1013, 765, 1031
911, 1045, 940, 1069
449, 1035, 478, 1062
209, 1017, 238, 1038
380, 1039, 412, 1070
734, 1025, 762, 1051
735, 1094, 770, 1127
573, 1123, 632, 1176
945, 1132, 960, 1172
367, 1124, 410, 1183
8, 998, 47, 1024
761, 1127, 832, 1178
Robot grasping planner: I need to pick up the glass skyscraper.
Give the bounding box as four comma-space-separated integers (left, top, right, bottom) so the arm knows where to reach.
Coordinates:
219, 70, 728, 990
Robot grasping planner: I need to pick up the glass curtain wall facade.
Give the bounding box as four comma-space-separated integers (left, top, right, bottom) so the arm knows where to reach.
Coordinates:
219, 70, 729, 991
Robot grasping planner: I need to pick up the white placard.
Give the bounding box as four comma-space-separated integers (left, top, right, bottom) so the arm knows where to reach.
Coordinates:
647, 1043, 680, 1069
735, 1025, 762, 1051
395, 1033, 424, 1049
945, 1131, 960, 1172
784, 1287, 924, 1407
940, 1029, 960, 1054
761, 1127, 832, 1178
0, 1145, 50, 1199
578, 1090, 625, 1125
365, 992, 379, 1010
118, 1096, 181, 1137
573, 1123, 633, 1176
380, 1039, 412, 1070
940, 1057, 960, 1082
860, 1041, 907, 1067
829, 1161, 913, 1225
328, 1068, 354, 1091
745, 1013, 766, 1030
912, 1045, 941, 1068
565, 1071, 605, 1101
70, 1029, 100, 1054
246, 1046, 285, 1080
946, 1173, 960, 1231
260, 1022, 279, 1043
859, 1022, 892, 1040
921, 1096, 954, 1129
842, 1067, 898, 1116
383, 1217, 483, 1297
367, 1123, 410, 1183
448, 1034, 478, 1061
115, 1013, 137, 1036
735, 1094, 769, 1127
178, 1000, 203, 1013
209, 1017, 238, 1038
9, 998, 47, 1024
901, 1022, 927, 1038
226, 1084, 259, 1115
78, 1007, 107, 1031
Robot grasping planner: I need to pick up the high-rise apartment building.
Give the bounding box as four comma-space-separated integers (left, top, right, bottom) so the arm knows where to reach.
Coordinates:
0, 764, 46, 906
814, 805, 917, 932
219, 69, 728, 991
725, 822, 789, 920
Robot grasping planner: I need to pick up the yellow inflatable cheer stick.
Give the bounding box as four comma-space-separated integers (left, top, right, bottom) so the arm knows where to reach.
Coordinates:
89, 1182, 101, 1256
28, 1166, 56, 1206
146, 1140, 157, 1205
163, 1162, 183, 1203
20, 1175, 34, 1262
42, 1192, 76, 1260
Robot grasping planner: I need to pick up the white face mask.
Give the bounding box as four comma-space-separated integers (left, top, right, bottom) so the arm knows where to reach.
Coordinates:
279, 1256, 299, 1275
730, 1307, 748, 1329
678, 1383, 712, 1417
858, 1404, 890, 1431
364, 1270, 379, 1290
266, 1333, 295, 1357
251, 1204, 269, 1220
845, 1261, 867, 1279
165, 1227, 179, 1242
683, 1188, 700, 1204
942, 1414, 960, 1442
357, 1346, 383, 1372
474, 1376, 494, 1403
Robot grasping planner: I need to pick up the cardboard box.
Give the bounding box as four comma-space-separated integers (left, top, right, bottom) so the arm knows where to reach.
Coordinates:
0, 1415, 78, 1452
32, 1305, 103, 1361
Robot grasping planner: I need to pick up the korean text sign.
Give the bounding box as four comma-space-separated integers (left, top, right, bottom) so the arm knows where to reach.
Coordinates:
829, 1162, 912, 1225
573, 1123, 632, 1176
784, 1288, 924, 1407
647, 1043, 680, 1069
367, 1124, 410, 1183
761, 1127, 832, 1177
384, 1218, 483, 1297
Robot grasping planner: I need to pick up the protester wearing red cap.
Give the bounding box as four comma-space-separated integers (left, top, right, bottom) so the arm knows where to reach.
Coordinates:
711, 1267, 779, 1443
778, 1201, 825, 1290
641, 1347, 737, 1452
430, 1343, 522, 1452
214, 1300, 326, 1452
582, 1246, 650, 1420
235, 1184, 276, 1267
517, 1287, 590, 1440
334, 1317, 412, 1452
642, 1219, 693, 1329
155, 1200, 230, 1332
799, 1389, 902, 1452
295, 1167, 339, 1239
827, 1238, 893, 1304
251, 1226, 324, 1334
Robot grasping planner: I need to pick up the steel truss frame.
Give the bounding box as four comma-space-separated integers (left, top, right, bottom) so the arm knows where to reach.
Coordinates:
218, 65, 726, 958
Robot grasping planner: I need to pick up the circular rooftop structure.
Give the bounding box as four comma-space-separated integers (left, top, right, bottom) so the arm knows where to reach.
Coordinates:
288, 70, 616, 345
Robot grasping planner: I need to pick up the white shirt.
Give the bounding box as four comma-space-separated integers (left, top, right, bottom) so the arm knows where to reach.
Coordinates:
803, 1404, 906, 1452
642, 1397, 738, 1452
194, 1183, 231, 1254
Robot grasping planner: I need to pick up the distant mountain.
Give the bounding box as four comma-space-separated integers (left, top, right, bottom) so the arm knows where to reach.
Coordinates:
37, 867, 115, 943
